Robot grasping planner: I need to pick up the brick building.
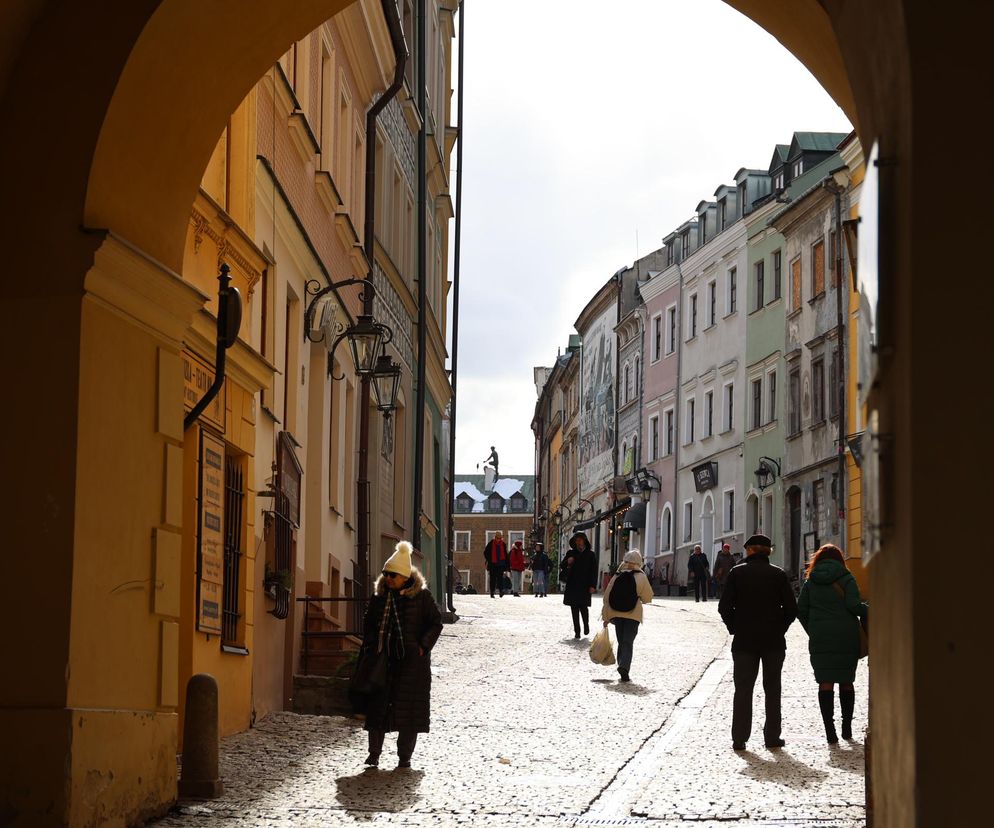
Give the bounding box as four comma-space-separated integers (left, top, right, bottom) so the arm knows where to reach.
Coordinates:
452, 475, 535, 594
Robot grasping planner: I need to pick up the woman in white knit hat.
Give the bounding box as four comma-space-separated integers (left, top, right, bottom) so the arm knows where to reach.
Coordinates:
601, 549, 655, 682
358, 540, 442, 769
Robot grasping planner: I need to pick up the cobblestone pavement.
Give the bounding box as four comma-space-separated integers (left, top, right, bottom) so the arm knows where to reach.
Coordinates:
153, 594, 867, 827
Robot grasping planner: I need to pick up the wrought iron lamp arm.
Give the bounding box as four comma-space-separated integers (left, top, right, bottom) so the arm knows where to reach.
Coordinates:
303, 277, 378, 344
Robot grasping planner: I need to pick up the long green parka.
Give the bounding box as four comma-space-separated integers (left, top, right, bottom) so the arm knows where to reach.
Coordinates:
797, 558, 867, 684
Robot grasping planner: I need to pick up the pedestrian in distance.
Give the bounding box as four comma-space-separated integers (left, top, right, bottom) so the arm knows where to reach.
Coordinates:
508, 540, 527, 596
361, 541, 443, 770
483, 531, 510, 598
530, 542, 551, 597
797, 543, 868, 744
561, 531, 598, 638
601, 549, 655, 682
713, 543, 736, 599
688, 545, 711, 602
718, 533, 798, 752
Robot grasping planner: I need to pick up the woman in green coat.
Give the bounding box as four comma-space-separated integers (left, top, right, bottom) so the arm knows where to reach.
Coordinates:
797, 544, 867, 744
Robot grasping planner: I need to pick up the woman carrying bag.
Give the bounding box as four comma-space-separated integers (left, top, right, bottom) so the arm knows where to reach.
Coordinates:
601, 550, 654, 682
356, 540, 443, 768
797, 543, 868, 743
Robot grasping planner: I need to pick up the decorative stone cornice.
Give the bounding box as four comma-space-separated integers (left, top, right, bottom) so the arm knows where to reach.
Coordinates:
189, 203, 264, 296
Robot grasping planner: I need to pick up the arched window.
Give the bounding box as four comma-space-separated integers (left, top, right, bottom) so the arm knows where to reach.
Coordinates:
660, 505, 672, 552
634, 356, 640, 396
624, 363, 631, 403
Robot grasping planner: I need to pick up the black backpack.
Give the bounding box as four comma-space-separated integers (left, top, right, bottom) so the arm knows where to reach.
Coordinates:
608, 570, 639, 612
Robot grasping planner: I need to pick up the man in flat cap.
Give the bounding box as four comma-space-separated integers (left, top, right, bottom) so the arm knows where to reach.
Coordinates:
718, 533, 797, 751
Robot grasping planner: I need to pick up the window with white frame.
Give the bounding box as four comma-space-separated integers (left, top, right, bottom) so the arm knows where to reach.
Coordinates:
722, 382, 734, 432
688, 293, 698, 339
661, 506, 672, 551
723, 488, 735, 532
664, 408, 675, 455
485, 530, 499, 544
624, 363, 631, 403
508, 530, 526, 547
789, 367, 801, 435
666, 305, 677, 354
705, 390, 714, 437
455, 530, 471, 551
685, 397, 696, 444
767, 368, 777, 424
683, 501, 693, 543
458, 569, 471, 587
726, 267, 737, 314
812, 357, 825, 422
751, 378, 763, 430
707, 280, 717, 327
773, 249, 782, 300
754, 260, 765, 311
649, 414, 659, 461
652, 314, 662, 361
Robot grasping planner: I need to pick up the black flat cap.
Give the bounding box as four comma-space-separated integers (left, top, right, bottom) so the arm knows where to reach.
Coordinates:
744, 533, 772, 548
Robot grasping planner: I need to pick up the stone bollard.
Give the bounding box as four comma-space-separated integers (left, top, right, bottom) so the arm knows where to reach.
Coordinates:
178, 673, 224, 798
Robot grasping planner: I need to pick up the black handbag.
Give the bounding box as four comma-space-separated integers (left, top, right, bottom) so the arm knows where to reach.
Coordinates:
348, 646, 389, 710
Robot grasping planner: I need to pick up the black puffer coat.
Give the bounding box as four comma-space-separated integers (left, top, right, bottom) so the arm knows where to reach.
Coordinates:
717, 553, 797, 653
561, 533, 598, 607
361, 570, 443, 733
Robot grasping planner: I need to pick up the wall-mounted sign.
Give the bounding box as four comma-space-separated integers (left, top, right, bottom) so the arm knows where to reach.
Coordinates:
278, 431, 303, 527
692, 461, 718, 492
623, 447, 634, 476
183, 349, 225, 432
197, 430, 225, 635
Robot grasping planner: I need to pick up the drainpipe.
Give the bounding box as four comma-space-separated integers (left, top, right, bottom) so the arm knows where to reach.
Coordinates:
184, 265, 238, 431
445, 0, 465, 614
412, 0, 428, 554
833, 187, 847, 548
356, 0, 407, 601
674, 257, 685, 586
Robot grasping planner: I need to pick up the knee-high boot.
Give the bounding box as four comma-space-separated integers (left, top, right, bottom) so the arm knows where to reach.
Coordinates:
397, 731, 418, 767
818, 690, 838, 744
839, 686, 855, 739
366, 730, 385, 766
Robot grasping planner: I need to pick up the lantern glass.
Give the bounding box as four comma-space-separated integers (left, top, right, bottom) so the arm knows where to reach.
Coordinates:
347, 315, 385, 375
372, 352, 401, 412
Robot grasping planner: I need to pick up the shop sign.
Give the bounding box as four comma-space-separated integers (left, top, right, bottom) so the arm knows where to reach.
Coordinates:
692, 461, 718, 492
278, 431, 303, 527
197, 431, 225, 635
183, 349, 225, 432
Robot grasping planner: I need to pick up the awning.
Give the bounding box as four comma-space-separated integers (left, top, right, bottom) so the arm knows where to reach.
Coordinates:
574, 498, 632, 531
621, 500, 646, 530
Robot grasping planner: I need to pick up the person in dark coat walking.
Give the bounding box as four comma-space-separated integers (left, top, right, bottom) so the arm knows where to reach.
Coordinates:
361, 540, 443, 769
483, 531, 510, 597
713, 543, 736, 598
561, 531, 598, 638
718, 533, 798, 751
688, 545, 711, 602
530, 543, 551, 597
797, 543, 868, 743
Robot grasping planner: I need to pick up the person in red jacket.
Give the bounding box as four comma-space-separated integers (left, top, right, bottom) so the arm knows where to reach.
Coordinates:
483, 532, 509, 598
508, 540, 527, 597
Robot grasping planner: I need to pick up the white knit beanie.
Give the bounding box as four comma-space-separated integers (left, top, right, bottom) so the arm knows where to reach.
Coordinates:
383, 540, 414, 578
622, 549, 644, 569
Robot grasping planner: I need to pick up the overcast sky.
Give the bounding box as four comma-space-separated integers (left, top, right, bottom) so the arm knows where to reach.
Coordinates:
449, 0, 851, 476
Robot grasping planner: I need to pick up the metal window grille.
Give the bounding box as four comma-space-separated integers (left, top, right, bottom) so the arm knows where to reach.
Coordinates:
269, 490, 293, 620
222, 457, 244, 645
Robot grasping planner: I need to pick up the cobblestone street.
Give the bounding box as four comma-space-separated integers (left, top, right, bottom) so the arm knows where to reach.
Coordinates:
154, 594, 867, 827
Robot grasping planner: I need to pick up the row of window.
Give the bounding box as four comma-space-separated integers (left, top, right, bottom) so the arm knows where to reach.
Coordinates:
646, 383, 736, 461
453, 529, 527, 552
654, 489, 775, 555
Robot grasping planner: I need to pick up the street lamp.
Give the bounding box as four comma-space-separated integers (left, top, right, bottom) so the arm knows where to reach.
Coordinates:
754, 456, 782, 492
632, 467, 661, 502
371, 348, 402, 414
574, 498, 594, 519
303, 278, 393, 378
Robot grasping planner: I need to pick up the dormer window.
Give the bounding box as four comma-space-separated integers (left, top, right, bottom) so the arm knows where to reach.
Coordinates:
487, 493, 505, 512
792, 158, 804, 177
738, 182, 748, 215
773, 171, 784, 190
456, 493, 474, 513
666, 244, 674, 267
699, 215, 707, 245
509, 492, 527, 513
681, 229, 691, 257
719, 200, 727, 231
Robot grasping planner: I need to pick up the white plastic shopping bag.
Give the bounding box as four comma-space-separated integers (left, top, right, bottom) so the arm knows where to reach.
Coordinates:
589, 627, 616, 665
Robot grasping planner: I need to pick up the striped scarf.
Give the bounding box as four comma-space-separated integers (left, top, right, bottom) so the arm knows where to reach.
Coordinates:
377, 587, 406, 661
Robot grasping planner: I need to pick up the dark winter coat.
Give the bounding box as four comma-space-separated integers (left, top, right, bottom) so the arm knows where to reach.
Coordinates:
797, 559, 867, 684
483, 538, 509, 570
717, 553, 797, 653
688, 551, 711, 579
361, 570, 443, 734
713, 551, 736, 583
561, 536, 598, 607
530, 551, 551, 572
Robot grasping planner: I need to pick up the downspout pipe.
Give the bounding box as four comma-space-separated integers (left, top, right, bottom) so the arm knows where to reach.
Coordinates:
445, 0, 465, 614
185, 264, 236, 431
412, 0, 428, 554
356, 0, 407, 602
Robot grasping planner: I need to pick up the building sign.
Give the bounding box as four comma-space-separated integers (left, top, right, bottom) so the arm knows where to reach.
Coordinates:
197, 431, 225, 635
278, 431, 303, 527
183, 349, 225, 432
623, 447, 634, 476
692, 461, 718, 492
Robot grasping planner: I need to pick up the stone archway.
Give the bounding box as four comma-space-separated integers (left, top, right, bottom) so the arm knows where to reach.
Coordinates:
2, 1, 990, 826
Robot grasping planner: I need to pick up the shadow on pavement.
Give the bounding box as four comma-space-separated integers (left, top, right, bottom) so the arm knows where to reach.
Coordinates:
335, 767, 425, 821
827, 743, 865, 774
561, 636, 588, 648
603, 681, 656, 696
736, 749, 829, 788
